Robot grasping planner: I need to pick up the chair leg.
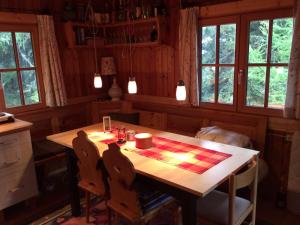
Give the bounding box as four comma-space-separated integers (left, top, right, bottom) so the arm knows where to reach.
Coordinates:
106, 207, 112, 225
174, 206, 182, 225
85, 191, 91, 223
0, 210, 4, 225
114, 212, 120, 225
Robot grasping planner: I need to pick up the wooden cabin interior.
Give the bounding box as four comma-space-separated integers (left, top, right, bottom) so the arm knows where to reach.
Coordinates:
0, 0, 300, 225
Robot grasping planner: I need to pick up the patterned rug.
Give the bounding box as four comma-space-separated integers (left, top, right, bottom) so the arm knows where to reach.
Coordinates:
30, 198, 175, 225
30, 198, 108, 225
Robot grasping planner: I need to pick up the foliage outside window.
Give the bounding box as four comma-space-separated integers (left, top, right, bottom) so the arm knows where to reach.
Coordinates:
199, 13, 293, 114
200, 24, 236, 105
0, 31, 40, 109
246, 18, 293, 109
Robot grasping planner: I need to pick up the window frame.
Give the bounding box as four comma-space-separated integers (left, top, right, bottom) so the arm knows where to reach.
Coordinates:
198, 15, 240, 111
238, 9, 293, 117
0, 24, 45, 113
198, 9, 293, 117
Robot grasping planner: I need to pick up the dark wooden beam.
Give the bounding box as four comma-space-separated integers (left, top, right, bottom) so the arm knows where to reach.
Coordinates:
182, 0, 240, 8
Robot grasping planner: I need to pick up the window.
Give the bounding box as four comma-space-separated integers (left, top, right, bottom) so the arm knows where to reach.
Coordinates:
0, 25, 44, 112
199, 10, 293, 116
200, 17, 238, 110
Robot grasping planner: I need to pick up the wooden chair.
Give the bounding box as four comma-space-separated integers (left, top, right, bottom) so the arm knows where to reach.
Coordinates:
197, 156, 258, 225
102, 143, 180, 225
72, 130, 108, 223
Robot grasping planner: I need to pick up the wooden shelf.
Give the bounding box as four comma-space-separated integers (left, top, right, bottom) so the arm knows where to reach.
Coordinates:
64, 16, 168, 49
70, 17, 163, 29
67, 41, 163, 49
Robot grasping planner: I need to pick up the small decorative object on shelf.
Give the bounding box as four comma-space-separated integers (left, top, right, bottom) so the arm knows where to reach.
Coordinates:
150, 25, 158, 42
76, 3, 85, 22
159, 0, 167, 16
135, 0, 142, 19
63, 0, 76, 22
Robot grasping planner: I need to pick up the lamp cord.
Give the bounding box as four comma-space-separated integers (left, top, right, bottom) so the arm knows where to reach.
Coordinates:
85, 0, 99, 74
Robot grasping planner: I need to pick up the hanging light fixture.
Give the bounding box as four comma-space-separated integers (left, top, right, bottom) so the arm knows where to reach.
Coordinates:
94, 74, 102, 88
176, 80, 186, 101
86, 0, 102, 89
127, 17, 137, 94
128, 77, 137, 94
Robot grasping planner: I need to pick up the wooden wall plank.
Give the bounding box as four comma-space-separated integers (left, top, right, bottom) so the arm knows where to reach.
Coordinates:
199, 0, 294, 18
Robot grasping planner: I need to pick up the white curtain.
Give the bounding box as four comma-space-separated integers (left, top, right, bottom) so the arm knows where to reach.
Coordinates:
37, 15, 67, 107
284, 0, 300, 118
287, 131, 300, 215
179, 7, 199, 106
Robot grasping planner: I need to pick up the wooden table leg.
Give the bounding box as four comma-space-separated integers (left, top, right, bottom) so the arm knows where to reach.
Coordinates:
0, 210, 5, 225
180, 193, 198, 225
66, 148, 81, 216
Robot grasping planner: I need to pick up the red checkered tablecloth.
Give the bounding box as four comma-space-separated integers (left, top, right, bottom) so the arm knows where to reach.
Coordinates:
99, 135, 231, 174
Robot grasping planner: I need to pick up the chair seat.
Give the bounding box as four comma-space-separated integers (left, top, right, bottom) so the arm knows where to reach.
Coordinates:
197, 190, 251, 225
79, 180, 105, 196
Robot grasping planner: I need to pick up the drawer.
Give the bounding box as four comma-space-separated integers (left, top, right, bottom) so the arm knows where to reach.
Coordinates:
0, 131, 33, 173
0, 164, 38, 210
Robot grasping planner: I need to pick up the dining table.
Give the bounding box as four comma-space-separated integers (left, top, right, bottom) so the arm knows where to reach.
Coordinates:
47, 120, 259, 225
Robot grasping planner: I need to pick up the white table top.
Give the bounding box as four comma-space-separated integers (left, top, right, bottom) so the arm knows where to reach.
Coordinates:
47, 121, 259, 197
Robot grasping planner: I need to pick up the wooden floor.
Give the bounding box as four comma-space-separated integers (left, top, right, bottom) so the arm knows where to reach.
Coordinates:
256, 199, 300, 225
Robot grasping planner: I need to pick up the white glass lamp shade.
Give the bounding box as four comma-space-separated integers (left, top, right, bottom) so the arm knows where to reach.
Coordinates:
128, 77, 137, 94
94, 73, 102, 88
176, 80, 186, 101
101, 57, 116, 76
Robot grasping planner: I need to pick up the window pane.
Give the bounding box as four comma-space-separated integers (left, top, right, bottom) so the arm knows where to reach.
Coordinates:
218, 67, 234, 104
1, 71, 21, 108
248, 20, 269, 63
246, 66, 266, 107
220, 24, 236, 64
0, 32, 16, 69
201, 66, 215, 102
21, 70, 40, 105
268, 66, 288, 108
271, 18, 293, 63
16, 32, 35, 68
202, 26, 216, 64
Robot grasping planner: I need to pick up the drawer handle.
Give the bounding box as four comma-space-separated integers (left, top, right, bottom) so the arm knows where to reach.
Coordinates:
8, 185, 24, 193
0, 159, 20, 169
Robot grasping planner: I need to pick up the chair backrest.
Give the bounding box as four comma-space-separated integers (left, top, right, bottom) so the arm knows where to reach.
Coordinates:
72, 130, 106, 196
228, 155, 258, 225
102, 143, 142, 219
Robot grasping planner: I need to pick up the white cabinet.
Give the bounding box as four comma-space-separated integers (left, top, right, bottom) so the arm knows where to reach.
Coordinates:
0, 124, 38, 210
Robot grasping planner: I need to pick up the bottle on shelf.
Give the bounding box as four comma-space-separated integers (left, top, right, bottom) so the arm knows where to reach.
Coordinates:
103, 0, 111, 24
150, 25, 158, 42
135, 0, 142, 19
75, 27, 86, 45
159, 0, 167, 16
117, 0, 126, 21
